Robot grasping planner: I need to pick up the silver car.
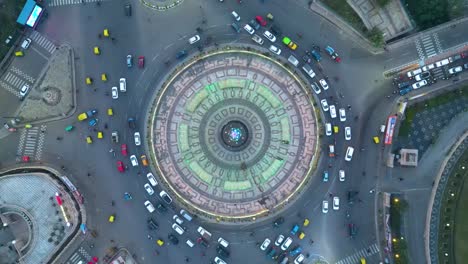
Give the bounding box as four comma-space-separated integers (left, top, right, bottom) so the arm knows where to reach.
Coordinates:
126, 54, 132, 67
144, 183, 154, 195
269, 45, 281, 55
134, 132, 141, 146
111, 87, 118, 99
130, 155, 139, 166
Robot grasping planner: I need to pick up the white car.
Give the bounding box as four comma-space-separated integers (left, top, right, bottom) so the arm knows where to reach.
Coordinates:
412, 80, 427, 89
294, 254, 305, 264
260, 238, 271, 250
144, 183, 154, 195
147, 173, 158, 186
406, 68, 422, 77
325, 123, 332, 136
448, 66, 463, 74
231, 11, 240, 21
218, 237, 229, 248
435, 59, 449, 67
130, 155, 139, 166
319, 79, 329, 90
344, 126, 351, 140
339, 108, 346, 122
119, 78, 126, 92
214, 257, 227, 264
144, 200, 155, 213
134, 132, 141, 146
251, 34, 264, 45
311, 83, 321, 94
19, 84, 30, 99
320, 99, 329, 112
322, 200, 329, 213
160, 190, 173, 204
274, 234, 285, 246
345, 146, 354, 161
422, 64, 435, 71
269, 45, 281, 55
244, 24, 255, 35
333, 196, 340, 210
280, 237, 292, 250
263, 30, 276, 42
126, 55, 132, 67
172, 223, 185, 235
339, 170, 345, 181
173, 215, 184, 225
111, 86, 118, 99
21, 38, 31, 49
188, 35, 200, 44
288, 55, 299, 67
329, 105, 337, 119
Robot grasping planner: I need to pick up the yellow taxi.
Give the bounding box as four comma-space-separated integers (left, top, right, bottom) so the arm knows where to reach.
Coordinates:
108, 214, 115, 223
333, 126, 339, 134
93, 46, 100, 55
78, 113, 88, 121
86, 77, 92, 85
107, 108, 113, 116
298, 232, 305, 239
103, 29, 110, 37
157, 239, 164, 246
360, 257, 366, 264
15, 51, 24, 57
303, 218, 310, 227
86, 136, 93, 144
141, 155, 149, 166
373, 136, 380, 144
101, 73, 107, 81
97, 131, 103, 139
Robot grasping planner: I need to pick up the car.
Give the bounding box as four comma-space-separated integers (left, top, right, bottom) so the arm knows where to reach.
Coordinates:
322, 200, 329, 213
141, 154, 148, 166
345, 146, 354, 161
244, 24, 255, 35
289, 246, 302, 256
176, 50, 187, 59
323, 171, 329, 182
344, 126, 351, 140
124, 3, 132, 16
329, 144, 335, 157
180, 209, 193, 221
119, 78, 126, 92
218, 237, 229, 248
464, 63, 468, 69
138, 56, 145, 68
128, 117, 136, 129
270, 25, 281, 36
311, 82, 321, 94
320, 99, 329, 111
126, 55, 132, 67
160, 190, 172, 204
319, 79, 329, 90
121, 144, 128, 156
110, 86, 118, 99
333, 196, 340, 210
311, 49, 321, 62
216, 245, 230, 258
435, 58, 450, 67
251, 34, 264, 45
111, 131, 119, 143
263, 30, 276, 42
214, 257, 227, 264
269, 45, 281, 55
19, 84, 30, 99
281, 237, 292, 250
324, 45, 341, 62
406, 68, 422, 77
256, 15, 267, 26
339, 170, 345, 181
249, 19, 260, 30
302, 64, 315, 78
173, 215, 184, 225
197, 226, 212, 239
397, 81, 411, 89
172, 223, 185, 235
231, 11, 240, 21
117, 161, 125, 172
348, 223, 357, 237
196, 237, 208, 248
144, 200, 155, 213
399, 86, 413, 96
288, 55, 299, 67
282, 37, 297, 50
422, 63, 435, 71
134, 132, 141, 146
260, 238, 271, 250
290, 224, 299, 235
448, 66, 463, 74
144, 183, 154, 195
147, 218, 158, 230
188, 35, 200, 44
157, 203, 167, 212
329, 105, 337, 118
231, 22, 241, 33
168, 234, 179, 245
130, 155, 139, 166
302, 54, 312, 63
275, 234, 285, 246
294, 254, 305, 264
325, 123, 332, 136
21, 38, 31, 49
147, 173, 158, 186
339, 108, 346, 122
415, 71, 430, 81
273, 217, 284, 227
412, 80, 427, 89
186, 239, 195, 248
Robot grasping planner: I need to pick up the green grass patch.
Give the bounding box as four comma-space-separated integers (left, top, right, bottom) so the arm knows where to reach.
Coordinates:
454, 174, 468, 264
321, 0, 367, 33
0, 0, 26, 60
404, 0, 464, 30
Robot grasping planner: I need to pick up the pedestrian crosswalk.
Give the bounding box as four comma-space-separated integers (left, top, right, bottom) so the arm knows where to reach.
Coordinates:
415, 33, 443, 61
30, 31, 56, 54
66, 246, 92, 264
0, 68, 35, 98
16, 125, 47, 161
335, 243, 380, 264
48, 0, 105, 8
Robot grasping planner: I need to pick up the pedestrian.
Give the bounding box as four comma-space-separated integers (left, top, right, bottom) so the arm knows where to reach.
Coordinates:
399, 177, 404, 181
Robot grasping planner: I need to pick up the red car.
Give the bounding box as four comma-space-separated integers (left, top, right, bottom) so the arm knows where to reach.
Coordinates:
255, 16, 267, 27
117, 161, 125, 172
121, 144, 128, 156
138, 56, 145, 68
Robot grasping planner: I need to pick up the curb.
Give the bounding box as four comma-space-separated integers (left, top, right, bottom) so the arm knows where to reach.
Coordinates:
139, 0, 184, 11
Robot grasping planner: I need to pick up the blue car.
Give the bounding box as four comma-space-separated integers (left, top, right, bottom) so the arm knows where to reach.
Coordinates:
311, 50, 321, 62
399, 87, 413, 96
290, 224, 299, 235
323, 171, 329, 182
289, 246, 302, 256
88, 118, 98, 126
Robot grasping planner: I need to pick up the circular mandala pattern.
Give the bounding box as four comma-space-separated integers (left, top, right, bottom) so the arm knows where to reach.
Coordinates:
150, 49, 318, 220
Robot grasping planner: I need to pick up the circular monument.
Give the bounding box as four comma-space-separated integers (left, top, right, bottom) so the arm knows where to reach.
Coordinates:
150, 48, 319, 221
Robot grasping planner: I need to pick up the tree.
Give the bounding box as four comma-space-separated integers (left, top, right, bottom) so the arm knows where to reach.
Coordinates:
367, 27, 385, 48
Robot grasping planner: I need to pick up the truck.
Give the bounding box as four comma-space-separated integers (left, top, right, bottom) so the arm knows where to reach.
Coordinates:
77, 109, 98, 121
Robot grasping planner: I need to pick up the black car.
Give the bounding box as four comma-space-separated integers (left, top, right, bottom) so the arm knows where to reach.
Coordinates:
157, 203, 167, 213
127, 117, 136, 129
270, 25, 281, 36
124, 3, 131, 16
147, 218, 158, 230
168, 234, 179, 245
216, 245, 230, 258
348, 223, 357, 237
249, 19, 260, 30
273, 217, 284, 227
176, 50, 187, 60
231, 22, 241, 33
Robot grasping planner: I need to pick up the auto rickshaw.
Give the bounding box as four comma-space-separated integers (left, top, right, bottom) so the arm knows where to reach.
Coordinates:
333, 126, 339, 134
108, 214, 115, 223
94, 46, 100, 55
101, 73, 107, 82
107, 108, 113, 116
298, 232, 306, 240
15, 51, 24, 57
303, 218, 310, 227
86, 77, 93, 85
103, 29, 110, 37
86, 136, 93, 144
24, 124, 32, 129
156, 239, 164, 246
65, 125, 74, 132
97, 131, 103, 139
373, 136, 380, 144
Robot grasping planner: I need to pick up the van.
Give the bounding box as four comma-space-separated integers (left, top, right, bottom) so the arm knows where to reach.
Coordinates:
218, 237, 229, 248
302, 64, 316, 79
180, 209, 193, 221
325, 123, 332, 136
119, 78, 126, 92
288, 55, 299, 67
231, 11, 240, 21
345, 146, 354, 161
197, 226, 212, 239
